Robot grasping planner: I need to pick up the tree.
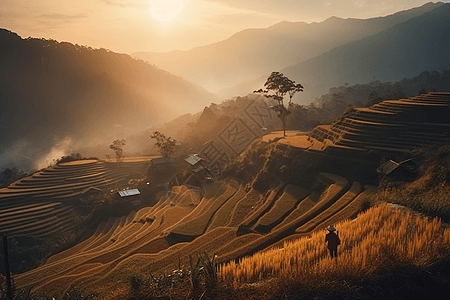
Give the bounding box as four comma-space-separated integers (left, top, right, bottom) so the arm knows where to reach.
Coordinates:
109, 139, 126, 160
254, 71, 304, 137
150, 131, 176, 159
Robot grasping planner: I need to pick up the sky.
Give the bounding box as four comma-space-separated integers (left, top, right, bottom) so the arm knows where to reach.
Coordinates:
0, 0, 444, 54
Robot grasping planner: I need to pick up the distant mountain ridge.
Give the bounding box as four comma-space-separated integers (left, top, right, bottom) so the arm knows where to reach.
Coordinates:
0, 29, 217, 170
133, 2, 443, 96
229, 2, 450, 102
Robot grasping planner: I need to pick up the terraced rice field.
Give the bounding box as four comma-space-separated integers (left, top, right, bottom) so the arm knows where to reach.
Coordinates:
13, 169, 372, 296
0, 159, 150, 238
307, 92, 450, 154
9, 94, 450, 297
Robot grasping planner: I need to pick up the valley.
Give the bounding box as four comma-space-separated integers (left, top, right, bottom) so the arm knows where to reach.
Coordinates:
1, 2, 450, 299
1, 93, 450, 299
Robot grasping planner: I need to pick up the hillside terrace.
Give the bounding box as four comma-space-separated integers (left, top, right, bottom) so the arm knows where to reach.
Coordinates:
306, 92, 450, 155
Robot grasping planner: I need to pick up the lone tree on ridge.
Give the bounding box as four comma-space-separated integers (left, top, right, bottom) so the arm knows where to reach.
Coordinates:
109, 139, 126, 161
150, 131, 176, 160
254, 72, 304, 137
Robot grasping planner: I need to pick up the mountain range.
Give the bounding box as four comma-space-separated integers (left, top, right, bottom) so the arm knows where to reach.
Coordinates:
0, 29, 217, 170
2, 2, 449, 170
133, 2, 448, 102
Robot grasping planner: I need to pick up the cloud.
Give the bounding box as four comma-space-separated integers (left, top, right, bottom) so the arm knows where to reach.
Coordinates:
29, 12, 89, 32
96, 0, 147, 9
38, 13, 88, 21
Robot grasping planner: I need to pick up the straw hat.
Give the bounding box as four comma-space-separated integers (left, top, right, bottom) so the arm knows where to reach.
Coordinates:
326, 225, 336, 232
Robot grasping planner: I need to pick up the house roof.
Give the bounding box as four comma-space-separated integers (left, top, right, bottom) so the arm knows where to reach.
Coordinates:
376, 158, 417, 175
151, 157, 174, 165
185, 154, 203, 166
80, 186, 103, 195
118, 188, 140, 197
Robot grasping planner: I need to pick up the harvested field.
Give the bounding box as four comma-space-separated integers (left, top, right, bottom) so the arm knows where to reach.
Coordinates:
254, 184, 309, 233
309, 92, 450, 154
227, 189, 263, 227
168, 180, 238, 238
58, 159, 98, 166
208, 185, 247, 230
13, 172, 367, 295
273, 191, 319, 231
0, 159, 149, 240
240, 182, 285, 228
10, 93, 450, 298
295, 181, 361, 233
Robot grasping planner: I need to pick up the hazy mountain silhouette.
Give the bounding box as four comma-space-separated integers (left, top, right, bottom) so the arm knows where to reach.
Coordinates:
133, 2, 442, 95
227, 3, 450, 103
0, 29, 217, 170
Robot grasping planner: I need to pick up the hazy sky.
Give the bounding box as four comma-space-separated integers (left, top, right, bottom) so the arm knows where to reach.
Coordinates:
0, 0, 443, 54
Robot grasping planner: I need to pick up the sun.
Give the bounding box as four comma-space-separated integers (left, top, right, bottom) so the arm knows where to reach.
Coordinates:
149, 0, 185, 24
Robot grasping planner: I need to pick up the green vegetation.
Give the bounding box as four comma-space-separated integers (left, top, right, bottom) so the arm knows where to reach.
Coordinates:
109, 139, 126, 160
150, 131, 176, 159
254, 71, 304, 137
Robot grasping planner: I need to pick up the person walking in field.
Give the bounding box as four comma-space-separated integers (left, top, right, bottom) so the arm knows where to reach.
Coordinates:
325, 225, 340, 258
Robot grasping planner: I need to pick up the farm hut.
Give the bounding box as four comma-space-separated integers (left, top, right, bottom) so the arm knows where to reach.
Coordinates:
80, 186, 103, 197
185, 154, 204, 167
185, 154, 214, 182
147, 157, 184, 189
117, 188, 141, 206
376, 158, 418, 181
149, 157, 175, 171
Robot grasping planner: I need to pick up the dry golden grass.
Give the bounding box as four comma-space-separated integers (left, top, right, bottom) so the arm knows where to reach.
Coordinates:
254, 184, 309, 232
278, 135, 313, 149
219, 203, 450, 285
215, 233, 262, 255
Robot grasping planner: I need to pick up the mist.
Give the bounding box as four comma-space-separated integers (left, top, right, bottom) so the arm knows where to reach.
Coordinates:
0, 29, 218, 173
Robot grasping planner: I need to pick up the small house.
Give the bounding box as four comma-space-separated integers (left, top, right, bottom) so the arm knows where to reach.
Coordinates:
149, 157, 175, 171
185, 154, 214, 182
376, 158, 418, 181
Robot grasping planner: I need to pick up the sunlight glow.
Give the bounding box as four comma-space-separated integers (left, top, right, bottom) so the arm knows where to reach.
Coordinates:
149, 0, 185, 24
